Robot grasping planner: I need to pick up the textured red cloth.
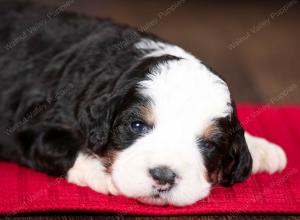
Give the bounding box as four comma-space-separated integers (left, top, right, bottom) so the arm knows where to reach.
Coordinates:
0, 104, 300, 215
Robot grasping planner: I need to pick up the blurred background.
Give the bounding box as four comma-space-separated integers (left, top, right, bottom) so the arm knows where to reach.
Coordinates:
33, 0, 299, 104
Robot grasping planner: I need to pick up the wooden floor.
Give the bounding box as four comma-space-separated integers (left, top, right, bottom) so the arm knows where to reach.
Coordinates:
37, 0, 300, 104
3, 0, 300, 219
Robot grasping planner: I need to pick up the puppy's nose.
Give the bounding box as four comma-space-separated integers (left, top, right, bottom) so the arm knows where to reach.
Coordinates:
149, 166, 176, 185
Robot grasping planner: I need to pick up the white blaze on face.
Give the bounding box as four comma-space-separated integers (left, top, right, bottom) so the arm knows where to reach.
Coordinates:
111, 39, 232, 206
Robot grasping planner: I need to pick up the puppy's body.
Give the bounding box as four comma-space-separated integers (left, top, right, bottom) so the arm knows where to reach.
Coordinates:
0, 2, 286, 206
0, 2, 147, 174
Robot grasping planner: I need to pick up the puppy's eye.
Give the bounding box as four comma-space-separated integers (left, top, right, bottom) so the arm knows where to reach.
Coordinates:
198, 138, 216, 149
130, 121, 149, 134
205, 141, 216, 149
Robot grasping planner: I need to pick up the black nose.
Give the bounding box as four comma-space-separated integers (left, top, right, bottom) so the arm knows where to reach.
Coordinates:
149, 166, 176, 185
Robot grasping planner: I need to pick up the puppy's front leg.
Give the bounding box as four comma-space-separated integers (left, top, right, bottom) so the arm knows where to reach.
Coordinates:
67, 152, 118, 195
245, 132, 287, 174
13, 125, 117, 195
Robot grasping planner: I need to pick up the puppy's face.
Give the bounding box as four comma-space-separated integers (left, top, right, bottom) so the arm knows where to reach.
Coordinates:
95, 42, 252, 206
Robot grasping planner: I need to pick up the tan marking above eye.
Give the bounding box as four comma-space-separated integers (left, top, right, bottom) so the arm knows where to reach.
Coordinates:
202, 122, 220, 139
140, 105, 156, 127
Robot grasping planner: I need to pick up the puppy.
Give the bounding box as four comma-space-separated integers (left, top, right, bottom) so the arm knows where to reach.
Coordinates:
0, 2, 287, 206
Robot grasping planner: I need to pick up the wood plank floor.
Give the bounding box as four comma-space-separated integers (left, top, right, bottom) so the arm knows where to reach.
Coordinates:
37, 0, 300, 104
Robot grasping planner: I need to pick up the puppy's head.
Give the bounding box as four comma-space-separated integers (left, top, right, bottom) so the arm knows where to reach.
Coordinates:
89, 41, 252, 206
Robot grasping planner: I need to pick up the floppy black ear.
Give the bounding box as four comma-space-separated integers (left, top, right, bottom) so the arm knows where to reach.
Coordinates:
221, 131, 253, 186
83, 56, 164, 154
84, 95, 122, 155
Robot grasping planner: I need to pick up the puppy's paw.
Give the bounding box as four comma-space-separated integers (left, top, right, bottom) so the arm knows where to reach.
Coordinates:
67, 152, 119, 195
255, 140, 287, 174
245, 133, 287, 174
82, 174, 119, 195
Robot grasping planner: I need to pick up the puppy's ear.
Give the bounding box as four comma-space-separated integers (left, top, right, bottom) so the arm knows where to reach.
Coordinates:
84, 57, 158, 153
221, 131, 253, 186
85, 56, 176, 154
86, 95, 121, 155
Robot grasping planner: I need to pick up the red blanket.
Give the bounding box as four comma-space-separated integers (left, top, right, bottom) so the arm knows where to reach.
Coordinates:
0, 104, 300, 215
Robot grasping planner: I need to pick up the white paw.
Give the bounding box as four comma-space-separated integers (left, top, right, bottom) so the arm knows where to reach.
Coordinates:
245, 133, 287, 174
256, 140, 287, 174
67, 152, 119, 195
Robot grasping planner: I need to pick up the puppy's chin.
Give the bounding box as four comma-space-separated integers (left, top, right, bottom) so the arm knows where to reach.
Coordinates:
133, 185, 211, 206
137, 195, 168, 206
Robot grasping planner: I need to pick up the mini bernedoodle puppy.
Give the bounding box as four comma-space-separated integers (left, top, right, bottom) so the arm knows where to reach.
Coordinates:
0, 2, 287, 206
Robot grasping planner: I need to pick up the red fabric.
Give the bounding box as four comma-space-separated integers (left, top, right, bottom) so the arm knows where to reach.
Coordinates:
0, 104, 300, 215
